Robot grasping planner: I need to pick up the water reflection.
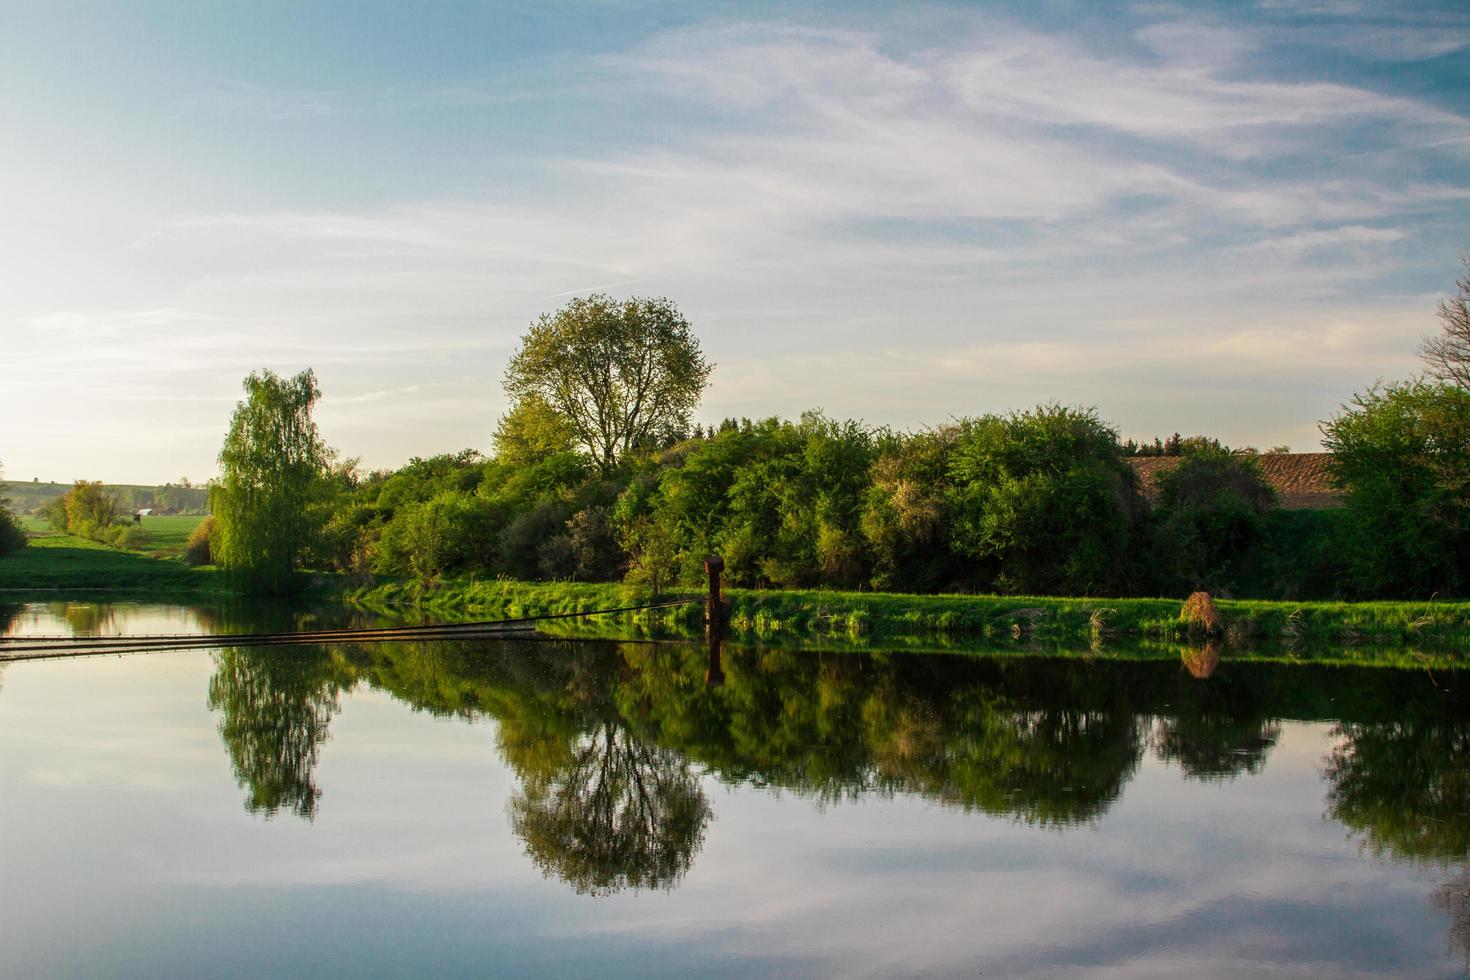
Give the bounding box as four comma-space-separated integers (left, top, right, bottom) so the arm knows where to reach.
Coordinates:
1434, 867, 1470, 969
1180, 639, 1220, 679
183, 626, 1470, 908
509, 721, 711, 896
208, 645, 354, 820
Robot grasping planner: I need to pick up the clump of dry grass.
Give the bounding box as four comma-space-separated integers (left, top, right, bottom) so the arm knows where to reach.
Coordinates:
1180, 591, 1223, 637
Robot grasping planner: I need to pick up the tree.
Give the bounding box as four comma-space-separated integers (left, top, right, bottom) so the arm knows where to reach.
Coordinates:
1321, 381, 1470, 596
211, 369, 332, 594
947, 405, 1141, 595
1149, 445, 1276, 593
504, 294, 712, 475
0, 463, 26, 557
1421, 257, 1470, 390
492, 393, 577, 466
63, 480, 119, 539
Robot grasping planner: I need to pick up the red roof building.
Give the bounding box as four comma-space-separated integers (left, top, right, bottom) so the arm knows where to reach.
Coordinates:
1126, 452, 1341, 510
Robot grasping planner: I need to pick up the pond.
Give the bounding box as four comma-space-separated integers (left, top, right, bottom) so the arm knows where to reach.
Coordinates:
1, 601, 1467, 977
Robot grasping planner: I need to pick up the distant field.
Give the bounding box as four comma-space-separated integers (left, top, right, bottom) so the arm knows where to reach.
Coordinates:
0, 479, 208, 516
137, 514, 206, 556
0, 532, 219, 592
15, 513, 204, 558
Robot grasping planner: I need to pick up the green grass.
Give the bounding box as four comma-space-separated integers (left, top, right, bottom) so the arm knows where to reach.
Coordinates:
345, 575, 1470, 658
135, 514, 205, 557
0, 532, 222, 592
19, 514, 52, 534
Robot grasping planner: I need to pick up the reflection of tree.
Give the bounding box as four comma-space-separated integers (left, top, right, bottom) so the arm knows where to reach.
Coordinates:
341, 635, 1470, 901
48, 601, 119, 637
1433, 867, 1470, 970
509, 720, 711, 896
1150, 660, 1280, 781
920, 696, 1144, 825
620, 646, 1145, 826
1324, 717, 1470, 968
1325, 719, 1470, 862
207, 645, 353, 820
1153, 715, 1280, 780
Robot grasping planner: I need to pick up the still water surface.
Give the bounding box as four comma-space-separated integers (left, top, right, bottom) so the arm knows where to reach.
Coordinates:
1, 601, 1467, 978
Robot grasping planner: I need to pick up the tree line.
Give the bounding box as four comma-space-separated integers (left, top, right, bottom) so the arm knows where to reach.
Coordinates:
205, 267, 1470, 599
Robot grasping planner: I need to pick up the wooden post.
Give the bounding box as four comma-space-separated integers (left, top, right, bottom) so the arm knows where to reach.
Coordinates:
703, 555, 726, 632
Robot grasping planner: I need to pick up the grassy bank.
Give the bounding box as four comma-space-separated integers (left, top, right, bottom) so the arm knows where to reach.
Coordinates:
134, 514, 206, 558
0, 532, 222, 593
346, 575, 1470, 654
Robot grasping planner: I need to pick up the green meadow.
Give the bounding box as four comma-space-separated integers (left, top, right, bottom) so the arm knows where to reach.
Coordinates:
135, 514, 206, 557
0, 531, 219, 592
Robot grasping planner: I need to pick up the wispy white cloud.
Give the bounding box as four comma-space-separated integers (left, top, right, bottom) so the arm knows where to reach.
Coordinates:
3, 7, 1466, 482
182, 81, 342, 120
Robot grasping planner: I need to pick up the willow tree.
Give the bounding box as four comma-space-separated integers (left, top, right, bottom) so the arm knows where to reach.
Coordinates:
504, 294, 712, 475
211, 369, 330, 594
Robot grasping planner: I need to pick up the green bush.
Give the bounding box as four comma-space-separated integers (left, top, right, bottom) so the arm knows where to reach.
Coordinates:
105, 523, 152, 550
185, 516, 215, 566
1149, 447, 1275, 594
1322, 381, 1470, 597
947, 405, 1141, 595
0, 510, 25, 556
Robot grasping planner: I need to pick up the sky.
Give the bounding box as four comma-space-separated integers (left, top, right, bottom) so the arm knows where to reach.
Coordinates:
2, 0, 1468, 484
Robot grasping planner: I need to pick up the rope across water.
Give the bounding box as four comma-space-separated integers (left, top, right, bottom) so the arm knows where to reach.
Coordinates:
0, 596, 702, 662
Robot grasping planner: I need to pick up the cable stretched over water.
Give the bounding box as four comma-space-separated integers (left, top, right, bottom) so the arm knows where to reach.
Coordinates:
0, 596, 702, 661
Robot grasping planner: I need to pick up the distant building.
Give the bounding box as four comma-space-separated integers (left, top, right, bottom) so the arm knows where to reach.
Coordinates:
1126, 452, 1341, 510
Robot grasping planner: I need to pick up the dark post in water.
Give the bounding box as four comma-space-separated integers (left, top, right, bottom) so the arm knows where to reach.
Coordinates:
704, 555, 727, 688
703, 555, 727, 633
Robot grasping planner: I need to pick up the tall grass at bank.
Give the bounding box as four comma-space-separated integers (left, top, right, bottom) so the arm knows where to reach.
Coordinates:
346, 576, 1470, 653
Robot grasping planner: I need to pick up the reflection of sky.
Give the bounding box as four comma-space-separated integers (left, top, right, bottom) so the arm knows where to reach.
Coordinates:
1, 601, 214, 639
0, 647, 1461, 976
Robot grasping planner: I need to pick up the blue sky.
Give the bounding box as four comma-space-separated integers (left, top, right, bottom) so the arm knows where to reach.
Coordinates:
3, 0, 1468, 483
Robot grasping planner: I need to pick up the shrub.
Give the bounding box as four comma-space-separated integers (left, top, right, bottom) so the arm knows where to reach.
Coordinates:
185, 516, 216, 566
105, 523, 152, 550
0, 510, 25, 557
1322, 381, 1470, 596
1149, 446, 1276, 594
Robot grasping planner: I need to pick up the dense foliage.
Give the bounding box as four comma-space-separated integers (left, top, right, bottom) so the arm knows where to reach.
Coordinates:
295, 400, 1412, 599
211, 369, 333, 594
39, 479, 151, 549
1322, 381, 1470, 597
0, 464, 26, 557
1148, 446, 1276, 594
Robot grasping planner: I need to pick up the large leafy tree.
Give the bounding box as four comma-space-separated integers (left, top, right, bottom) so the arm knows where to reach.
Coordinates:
947, 405, 1141, 595
1321, 381, 1470, 596
211, 368, 332, 594
504, 294, 712, 475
